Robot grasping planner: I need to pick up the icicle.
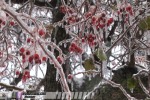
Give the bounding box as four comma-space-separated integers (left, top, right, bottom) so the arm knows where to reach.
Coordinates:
58, 22, 61, 27
56, 69, 59, 81
46, 38, 51, 42
59, 42, 62, 46
130, 88, 134, 93
67, 79, 72, 83
66, 28, 69, 34
71, 81, 74, 91
35, 64, 38, 78
92, 71, 96, 77
88, 74, 91, 81
62, 92, 66, 100
29, 63, 32, 70
64, 43, 67, 48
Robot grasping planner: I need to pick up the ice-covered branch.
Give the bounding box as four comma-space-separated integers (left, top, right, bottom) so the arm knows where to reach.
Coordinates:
38, 41, 71, 100
0, 82, 35, 92
106, 19, 139, 54
83, 81, 103, 100
137, 77, 150, 97
103, 78, 137, 100
133, 69, 150, 97
73, 70, 100, 76
2, 1, 34, 37
133, 69, 149, 77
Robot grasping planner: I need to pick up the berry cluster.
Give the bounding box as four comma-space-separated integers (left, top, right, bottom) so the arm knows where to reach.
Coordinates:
22, 70, 30, 82
85, 12, 92, 18
26, 38, 34, 44
60, 5, 73, 14
67, 16, 79, 24
117, 4, 133, 22
85, 6, 96, 18
69, 43, 82, 54
86, 34, 96, 47
19, 47, 47, 64
0, 12, 15, 29
91, 13, 114, 29
15, 70, 30, 82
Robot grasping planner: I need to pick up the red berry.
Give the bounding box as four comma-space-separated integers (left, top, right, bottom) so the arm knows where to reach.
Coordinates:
34, 53, 39, 59
82, 38, 85, 43
60, 5, 66, 13
38, 59, 41, 64
26, 50, 30, 55
107, 18, 113, 26
101, 13, 106, 17
117, 11, 120, 15
10, 21, 15, 26
27, 38, 31, 43
24, 70, 29, 76
126, 6, 132, 12
35, 59, 41, 64
20, 47, 25, 53
42, 57, 47, 61
120, 8, 123, 12
22, 54, 25, 59
29, 56, 33, 63
31, 40, 34, 44
71, 43, 76, 48
2, 21, 5, 25
89, 34, 92, 37
109, 18, 113, 22
68, 17, 76, 23
91, 16, 96, 24
98, 23, 105, 28
76, 47, 82, 54
57, 56, 62, 64
68, 74, 73, 79
39, 29, 45, 36
98, 17, 103, 21
24, 70, 30, 79
129, 11, 133, 16
22, 75, 27, 82
15, 70, 20, 75
85, 12, 92, 18
88, 36, 93, 42
69, 47, 74, 52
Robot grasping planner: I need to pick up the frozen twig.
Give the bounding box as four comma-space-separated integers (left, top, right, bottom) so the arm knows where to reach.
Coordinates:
103, 78, 137, 100
133, 69, 149, 77
0, 82, 35, 92
137, 77, 150, 97
38, 41, 71, 100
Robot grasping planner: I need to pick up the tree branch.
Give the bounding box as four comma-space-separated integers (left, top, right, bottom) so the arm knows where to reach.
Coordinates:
103, 78, 137, 100
0, 82, 35, 92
